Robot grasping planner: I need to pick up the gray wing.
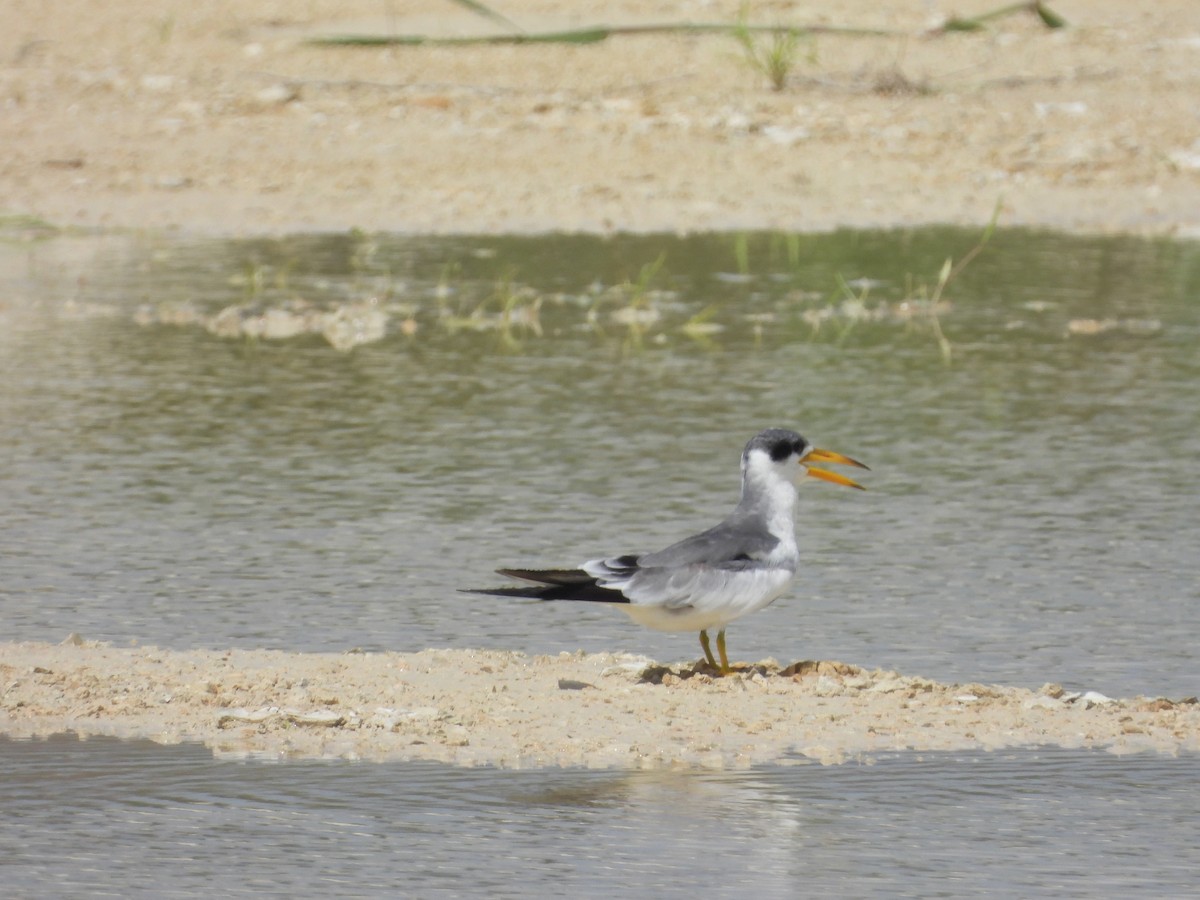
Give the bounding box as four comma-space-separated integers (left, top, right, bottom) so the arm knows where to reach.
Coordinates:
581, 514, 787, 611
636, 515, 779, 569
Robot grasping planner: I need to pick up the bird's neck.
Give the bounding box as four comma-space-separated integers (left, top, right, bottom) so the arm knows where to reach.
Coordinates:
738, 468, 798, 542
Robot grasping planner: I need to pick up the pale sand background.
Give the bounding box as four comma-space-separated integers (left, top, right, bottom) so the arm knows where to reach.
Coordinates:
2, 2, 1199, 766
3, 1, 1200, 235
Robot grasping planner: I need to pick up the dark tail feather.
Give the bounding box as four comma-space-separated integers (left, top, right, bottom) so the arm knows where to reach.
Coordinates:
495, 567, 594, 586
461, 567, 629, 604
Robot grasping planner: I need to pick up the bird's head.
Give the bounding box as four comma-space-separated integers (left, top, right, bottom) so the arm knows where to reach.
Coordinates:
742, 428, 868, 491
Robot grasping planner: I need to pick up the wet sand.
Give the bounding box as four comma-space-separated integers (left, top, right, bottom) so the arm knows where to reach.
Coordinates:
3, 640, 1197, 767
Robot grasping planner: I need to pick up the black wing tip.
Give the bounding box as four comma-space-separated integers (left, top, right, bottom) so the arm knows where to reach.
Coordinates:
495, 566, 577, 579
459, 585, 548, 598
462, 575, 630, 604
495, 567, 597, 587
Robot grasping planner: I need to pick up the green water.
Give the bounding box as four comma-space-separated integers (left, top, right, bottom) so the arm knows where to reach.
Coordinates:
3, 226, 1198, 696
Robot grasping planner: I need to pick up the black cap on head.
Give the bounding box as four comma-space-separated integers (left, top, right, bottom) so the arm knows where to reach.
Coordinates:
744, 428, 809, 463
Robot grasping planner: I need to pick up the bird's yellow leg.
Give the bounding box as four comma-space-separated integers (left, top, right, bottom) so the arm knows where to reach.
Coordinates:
698, 630, 719, 669
716, 629, 732, 675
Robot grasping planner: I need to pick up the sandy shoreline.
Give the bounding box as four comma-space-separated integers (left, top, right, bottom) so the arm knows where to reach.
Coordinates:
3, 1, 1200, 237
2, 639, 1197, 768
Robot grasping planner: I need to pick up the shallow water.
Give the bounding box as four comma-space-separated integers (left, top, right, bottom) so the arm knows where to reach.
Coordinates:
2, 735, 1197, 898
3, 227, 1199, 895
3, 227, 1197, 698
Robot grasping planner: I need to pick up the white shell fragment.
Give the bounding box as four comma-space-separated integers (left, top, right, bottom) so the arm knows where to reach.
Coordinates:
218, 706, 347, 728
218, 706, 279, 725
287, 709, 345, 727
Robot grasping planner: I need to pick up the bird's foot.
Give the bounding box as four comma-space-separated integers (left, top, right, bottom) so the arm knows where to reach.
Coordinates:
693, 658, 738, 677
697, 629, 738, 676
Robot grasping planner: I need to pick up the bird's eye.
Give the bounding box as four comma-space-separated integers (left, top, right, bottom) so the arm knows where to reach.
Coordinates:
768, 441, 795, 462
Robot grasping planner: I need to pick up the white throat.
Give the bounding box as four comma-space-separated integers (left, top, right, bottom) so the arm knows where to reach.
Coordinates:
740, 450, 799, 545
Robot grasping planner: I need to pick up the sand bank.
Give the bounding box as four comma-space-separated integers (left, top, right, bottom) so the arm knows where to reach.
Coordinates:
3, 639, 1196, 768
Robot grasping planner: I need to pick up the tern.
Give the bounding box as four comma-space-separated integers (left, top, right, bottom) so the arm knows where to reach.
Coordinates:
466, 428, 867, 674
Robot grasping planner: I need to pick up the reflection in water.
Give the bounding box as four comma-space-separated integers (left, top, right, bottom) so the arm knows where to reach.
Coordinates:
1, 735, 1198, 895
1, 229, 1198, 698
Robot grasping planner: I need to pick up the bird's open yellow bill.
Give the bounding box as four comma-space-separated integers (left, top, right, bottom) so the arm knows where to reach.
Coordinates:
803, 447, 869, 490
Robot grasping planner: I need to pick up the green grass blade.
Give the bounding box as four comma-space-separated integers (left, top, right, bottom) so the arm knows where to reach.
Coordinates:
444, 0, 524, 34
1034, 2, 1068, 28
306, 22, 896, 49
